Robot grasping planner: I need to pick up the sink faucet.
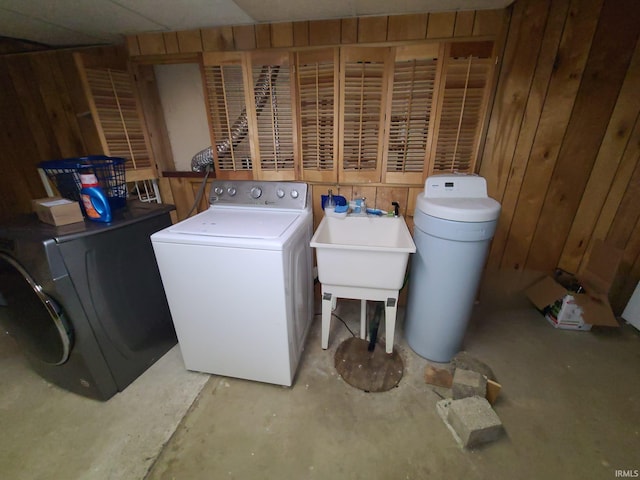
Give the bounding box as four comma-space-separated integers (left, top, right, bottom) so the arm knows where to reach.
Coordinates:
392, 202, 400, 217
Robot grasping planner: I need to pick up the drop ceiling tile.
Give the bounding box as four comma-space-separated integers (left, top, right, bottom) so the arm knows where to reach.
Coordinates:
233, 0, 356, 23
354, 0, 438, 17
0, 8, 114, 45
114, 0, 255, 29
0, 0, 515, 48
0, 0, 164, 44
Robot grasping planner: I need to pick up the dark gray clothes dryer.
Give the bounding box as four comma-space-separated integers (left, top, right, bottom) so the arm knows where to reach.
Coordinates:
0, 201, 177, 400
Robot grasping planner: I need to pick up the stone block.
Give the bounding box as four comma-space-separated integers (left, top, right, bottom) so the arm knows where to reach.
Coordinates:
447, 396, 503, 448
452, 368, 487, 399
452, 351, 496, 381
424, 362, 455, 388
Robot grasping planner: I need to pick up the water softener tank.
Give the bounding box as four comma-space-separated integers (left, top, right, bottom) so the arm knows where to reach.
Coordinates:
405, 174, 500, 362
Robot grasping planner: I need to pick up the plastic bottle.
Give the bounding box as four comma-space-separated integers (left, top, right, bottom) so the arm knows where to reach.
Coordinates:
325, 189, 335, 208
324, 189, 336, 215
79, 171, 112, 222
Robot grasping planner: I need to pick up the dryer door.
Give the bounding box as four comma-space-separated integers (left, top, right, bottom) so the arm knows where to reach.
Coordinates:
0, 253, 72, 365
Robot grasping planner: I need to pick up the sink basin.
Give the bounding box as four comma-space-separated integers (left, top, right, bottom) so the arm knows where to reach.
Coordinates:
310, 215, 416, 290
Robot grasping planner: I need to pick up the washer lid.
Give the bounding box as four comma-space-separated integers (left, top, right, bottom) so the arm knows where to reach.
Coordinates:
416, 195, 501, 222
168, 208, 300, 238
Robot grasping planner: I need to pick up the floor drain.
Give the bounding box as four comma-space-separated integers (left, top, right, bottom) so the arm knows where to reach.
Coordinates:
334, 337, 403, 392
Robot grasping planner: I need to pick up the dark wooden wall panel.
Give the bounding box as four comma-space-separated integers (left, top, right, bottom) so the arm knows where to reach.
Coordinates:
481, 0, 554, 267
481, 0, 640, 311
527, 0, 640, 271
607, 161, 640, 250
0, 46, 116, 223
609, 161, 640, 312
4, 3, 640, 310
0, 60, 46, 217
560, 40, 640, 273
126, 10, 505, 57
620, 219, 640, 312
0, 11, 505, 224
454, 11, 475, 37
388, 14, 427, 41
498, 0, 602, 272
5, 55, 63, 161
163, 32, 180, 54
271, 23, 294, 48
588, 108, 640, 310
30, 54, 87, 156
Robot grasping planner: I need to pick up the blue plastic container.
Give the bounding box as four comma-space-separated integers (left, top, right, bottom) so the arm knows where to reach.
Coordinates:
321, 194, 347, 210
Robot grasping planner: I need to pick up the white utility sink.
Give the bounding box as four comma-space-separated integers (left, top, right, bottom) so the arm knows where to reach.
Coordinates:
311, 214, 416, 353
310, 215, 416, 291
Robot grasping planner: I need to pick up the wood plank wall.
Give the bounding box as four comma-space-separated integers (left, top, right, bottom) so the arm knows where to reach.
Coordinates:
0, 11, 503, 225
126, 11, 504, 57
127, 10, 509, 259
144, 2, 640, 312
480, 0, 640, 312
2, 2, 640, 312
0, 46, 125, 223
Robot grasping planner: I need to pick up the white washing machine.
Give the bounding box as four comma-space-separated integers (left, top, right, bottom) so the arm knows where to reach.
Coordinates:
150, 180, 313, 386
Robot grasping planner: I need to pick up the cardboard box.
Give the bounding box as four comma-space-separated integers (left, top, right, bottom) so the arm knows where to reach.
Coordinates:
32, 197, 84, 226
525, 240, 622, 330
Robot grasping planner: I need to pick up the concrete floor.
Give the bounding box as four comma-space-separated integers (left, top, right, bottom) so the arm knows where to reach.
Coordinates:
147, 294, 640, 480
0, 342, 209, 479
2, 291, 640, 479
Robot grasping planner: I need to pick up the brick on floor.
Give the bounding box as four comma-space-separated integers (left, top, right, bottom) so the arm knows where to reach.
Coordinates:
447, 396, 503, 448
452, 368, 487, 399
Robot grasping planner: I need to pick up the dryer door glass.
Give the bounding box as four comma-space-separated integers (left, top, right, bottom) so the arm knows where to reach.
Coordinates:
0, 254, 72, 365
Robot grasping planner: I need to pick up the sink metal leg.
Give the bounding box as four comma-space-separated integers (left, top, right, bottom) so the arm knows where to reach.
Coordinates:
319, 284, 401, 354
321, 292, 333, 350
360, 299, 367, 340
385, 297, 398, 354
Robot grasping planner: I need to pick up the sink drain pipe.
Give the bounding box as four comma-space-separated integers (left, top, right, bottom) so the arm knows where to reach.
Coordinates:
368, 302, 384, 352
367, 267, 411, 352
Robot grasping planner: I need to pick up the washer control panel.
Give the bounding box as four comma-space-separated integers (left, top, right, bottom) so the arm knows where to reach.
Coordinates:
209, 180, 308, 210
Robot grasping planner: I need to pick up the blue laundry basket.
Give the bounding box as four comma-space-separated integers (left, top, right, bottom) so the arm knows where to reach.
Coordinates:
39, 156, 127, 210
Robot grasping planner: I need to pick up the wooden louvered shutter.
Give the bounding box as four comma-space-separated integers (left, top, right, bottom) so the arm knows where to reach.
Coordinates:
248, 51, 298, 180
295, 48, 339, 183
383, 44, 441, 185
74, 52, 156, 182
339, 47, 392, 183
202, 52, 254, 179
430, 42, 494, 174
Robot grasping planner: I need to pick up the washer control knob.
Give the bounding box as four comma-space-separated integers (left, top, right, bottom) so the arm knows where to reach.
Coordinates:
290, 190, 299, 199
250, 186, 262, 199
276, 188, 285, 199
227, 187, 237, 196
214, 186, 224, 195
